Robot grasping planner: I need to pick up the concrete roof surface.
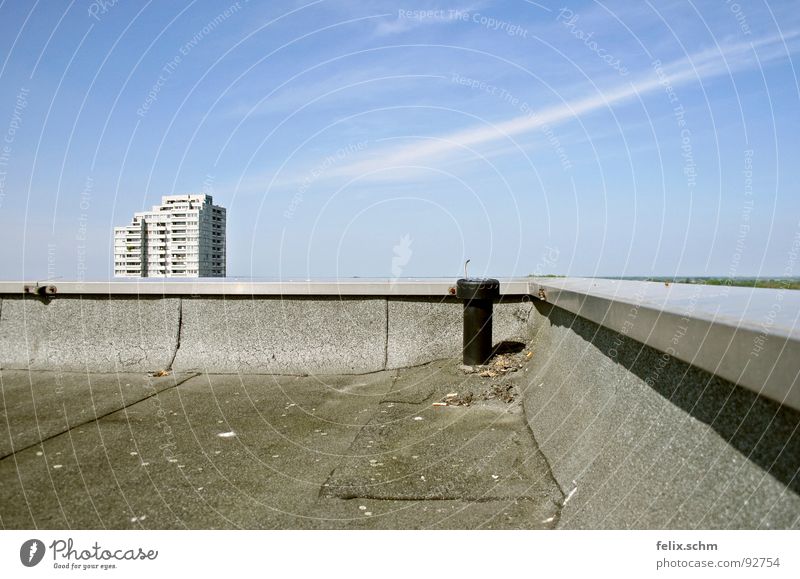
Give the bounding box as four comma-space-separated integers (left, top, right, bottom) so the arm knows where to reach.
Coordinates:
0, 353, 560, 529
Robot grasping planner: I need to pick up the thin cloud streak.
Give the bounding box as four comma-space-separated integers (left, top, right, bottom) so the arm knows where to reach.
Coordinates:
328, 31, 799, 181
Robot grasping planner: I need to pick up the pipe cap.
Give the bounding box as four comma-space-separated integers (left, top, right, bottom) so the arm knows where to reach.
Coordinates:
456, 278, 500, 300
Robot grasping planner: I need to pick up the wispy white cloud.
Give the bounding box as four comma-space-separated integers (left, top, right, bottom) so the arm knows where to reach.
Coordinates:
325, 30, 799, 182
225, 67, 444, 117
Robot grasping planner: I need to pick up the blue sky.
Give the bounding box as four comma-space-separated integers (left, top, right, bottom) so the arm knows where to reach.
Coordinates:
0, 0, 798, 280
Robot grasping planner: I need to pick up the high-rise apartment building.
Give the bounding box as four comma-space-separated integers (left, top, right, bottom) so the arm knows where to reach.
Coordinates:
114, 194, 226, 277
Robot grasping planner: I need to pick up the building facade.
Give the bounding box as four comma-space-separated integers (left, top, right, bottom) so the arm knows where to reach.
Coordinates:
114, 194, 226, 277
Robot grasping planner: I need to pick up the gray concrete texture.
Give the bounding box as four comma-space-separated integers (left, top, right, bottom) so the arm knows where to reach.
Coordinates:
386, 297, 533, 368
0, 295, 532, 375
530, 278, 800, 411
1, 290, 798, 529
0, 358, 559, 529
0, 370, 195, 459
0, 296, 179, 372
321, 360, 562, 518
522, 301, 800, 529
173, 297, 387, 374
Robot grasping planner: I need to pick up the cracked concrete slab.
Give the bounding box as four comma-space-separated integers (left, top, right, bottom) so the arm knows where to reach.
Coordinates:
0, 357, 560, 529
386, 298, 533, 369
173, 297, 386, 374
321, 359, 562, 518
0, 371, 395, 528
0, 296, 180, 372
305, 496, 559, 529
0, 370, 195, 459
321, 401, 561, 505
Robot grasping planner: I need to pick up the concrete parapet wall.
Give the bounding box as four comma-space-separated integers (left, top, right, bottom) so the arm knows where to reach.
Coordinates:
523, 301, 800, 529
173, 297, 387, 374
386, 298, 533, 369
0, 296, 179, 372
0, 293, 532, 375
529, 278, 800, 411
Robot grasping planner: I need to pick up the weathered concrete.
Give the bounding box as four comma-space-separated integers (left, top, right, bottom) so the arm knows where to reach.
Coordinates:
522, 301, 800, 529
306, 496, 554, 529
0, 293, 533, 375
322, 360, 562, 526
172, 297, 387, 374
386, 298, 533, 369
0, 362, 557, 529
0, 371, 394, 529
0, 370, 195, 459
0, 296, 179, 372
529, 278, 800, 411
1, 278, 798, 529
172, 296, 532, 374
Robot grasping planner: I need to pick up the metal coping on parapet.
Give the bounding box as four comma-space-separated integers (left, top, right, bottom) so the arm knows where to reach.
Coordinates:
0, 279, 533, 297
528, 277, 800, 412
